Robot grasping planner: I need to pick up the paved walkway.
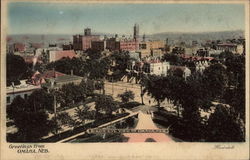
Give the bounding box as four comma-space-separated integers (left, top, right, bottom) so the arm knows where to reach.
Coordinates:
123, 111, 174, 142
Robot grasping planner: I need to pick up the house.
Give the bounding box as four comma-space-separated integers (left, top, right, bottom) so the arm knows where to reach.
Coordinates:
128, 59, 170, 76
30, 70, 66, 86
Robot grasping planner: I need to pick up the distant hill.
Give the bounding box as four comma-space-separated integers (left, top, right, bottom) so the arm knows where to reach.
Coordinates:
7, 30, 244, 45
147, 30, 245, 44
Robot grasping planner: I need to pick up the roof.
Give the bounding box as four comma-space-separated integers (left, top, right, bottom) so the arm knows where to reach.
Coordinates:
54, 50, 76, 61
170, 65, 187, 72
14, 43, 25, 51
22, 55, 43, 64
42, 74, 84, 88
217, 43, 237, 47
54, 74, 83, 83
42, 70, 66, 79
7, 84, 41, 94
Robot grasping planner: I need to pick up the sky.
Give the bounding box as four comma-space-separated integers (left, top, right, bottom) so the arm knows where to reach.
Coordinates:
7, 2, 245, 35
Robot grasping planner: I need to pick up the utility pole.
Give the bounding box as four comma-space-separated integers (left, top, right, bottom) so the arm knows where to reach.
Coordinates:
112, 76, 114, 95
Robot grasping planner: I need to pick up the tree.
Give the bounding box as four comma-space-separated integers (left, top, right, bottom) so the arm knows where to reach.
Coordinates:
59, 83, 84, 108
7, 96, 27, 120
86, 49, 102, 60
7, 96, 53, 142
7, 54, 28, 86
118, 90, 135, 103
46, 57, 87, 77
86, 57, 111, 80
74, 105, 94, 126
161, 75, 186, 117
95, 95, 119, 116
203, 63, 228, 100
51, 112, 75, 134
142, 75, 166, 107
111, 51, 131, 79
162, 53, 183, 65
14, 111, 53, 142
79, 79, 95, 97
27, 89, 54, 112
206, 104, 245, 142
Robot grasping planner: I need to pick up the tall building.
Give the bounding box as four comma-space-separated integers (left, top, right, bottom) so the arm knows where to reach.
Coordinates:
133, 24, 139, 50
73, 28, 100, 51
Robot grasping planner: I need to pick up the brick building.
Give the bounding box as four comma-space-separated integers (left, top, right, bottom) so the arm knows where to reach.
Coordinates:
73, 28, 100, 51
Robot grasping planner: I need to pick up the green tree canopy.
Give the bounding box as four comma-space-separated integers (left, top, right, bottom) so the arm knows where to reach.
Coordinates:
95, 95, 119, 116
7, 54, 28, 86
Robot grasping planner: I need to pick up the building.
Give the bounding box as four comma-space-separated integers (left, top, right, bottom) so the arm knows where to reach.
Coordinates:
195, 61, 210, 74
13, 43, 26, 53
30, 70, 66, 86
106, 37, 120, 51
6, 80, 41, 105
62, 43, 73, 50
138, 40, 165, 58
128, 59, 170, 76
91, 40, 106, 51
216, 43, 237, 53
133, 23, 139, 50
42, 73, 84, 90
73, 28, 100, 51
144, 61, 170, 76
46, 50, 77, 62
120, 39, 138, 51
73, 35, 83, 50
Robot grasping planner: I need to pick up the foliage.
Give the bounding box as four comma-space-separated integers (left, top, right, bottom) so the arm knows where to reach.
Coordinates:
7, 96, 53, 142
121, 101, 141, 109
86, 57, 111, 79
95, 95, 119, 116
46, 57, 87, 77
206, 104, 245, 142
118, 90, 135, 103
27, 89, 54, 112
56, 112, 75, 128
74, 105, 94, 126
142, 75, 166, 107
79, 79, 95, 96
111, 51, 131, 79
7, 54, 28, 86
203, 63, 228, 99
57, 83, 85, 108
161, 53, 183, 65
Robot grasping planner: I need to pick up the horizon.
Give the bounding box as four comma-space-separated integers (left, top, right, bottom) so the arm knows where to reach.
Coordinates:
8, 3, 245, 35
7, 29, 245, 36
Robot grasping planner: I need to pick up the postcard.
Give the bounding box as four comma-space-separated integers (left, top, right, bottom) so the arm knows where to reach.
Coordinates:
1, 0, 249, 160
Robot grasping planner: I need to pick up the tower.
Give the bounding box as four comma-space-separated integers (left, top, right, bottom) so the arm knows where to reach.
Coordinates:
84, 28, 91, 36
133, 23, 139, 41
143, 34, 146, 42
133, 24, 139, 50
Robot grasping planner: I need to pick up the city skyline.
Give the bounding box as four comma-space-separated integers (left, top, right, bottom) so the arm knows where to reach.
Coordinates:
8, 2, 245, 35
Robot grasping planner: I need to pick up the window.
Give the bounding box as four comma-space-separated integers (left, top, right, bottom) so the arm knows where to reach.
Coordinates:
7, 97, 10, 103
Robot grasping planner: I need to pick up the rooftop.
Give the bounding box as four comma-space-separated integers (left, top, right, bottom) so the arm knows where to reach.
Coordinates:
7, 83, 41, 94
